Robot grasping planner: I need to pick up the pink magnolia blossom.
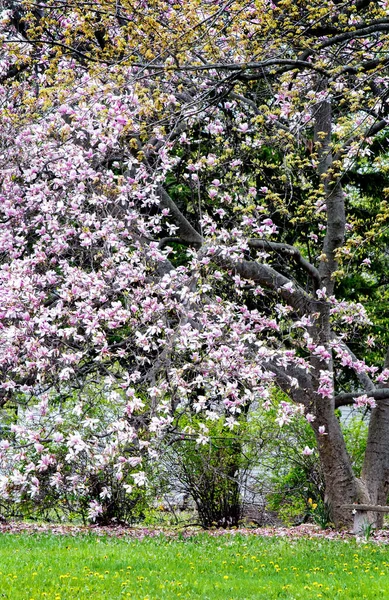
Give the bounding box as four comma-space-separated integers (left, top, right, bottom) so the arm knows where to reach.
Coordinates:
302, 446, 314, 456
353, 395, 376, 409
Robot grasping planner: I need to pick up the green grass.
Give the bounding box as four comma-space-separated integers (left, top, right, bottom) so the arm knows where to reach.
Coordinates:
0, 532, 388, 599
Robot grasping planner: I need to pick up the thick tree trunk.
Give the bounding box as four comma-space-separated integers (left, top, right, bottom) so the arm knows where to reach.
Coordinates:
310, 85, 357, 527
312, 401, 360, 527
360, 399, 389, 526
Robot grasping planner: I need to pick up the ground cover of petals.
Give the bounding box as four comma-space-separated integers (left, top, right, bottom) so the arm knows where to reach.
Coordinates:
0, 522, 389, 543
0, 527, 389, 599
0, 522, 365, 540
0, 521, 388, 545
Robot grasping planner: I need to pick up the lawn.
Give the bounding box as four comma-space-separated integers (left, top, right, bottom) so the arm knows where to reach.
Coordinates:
0, 531, 388, 599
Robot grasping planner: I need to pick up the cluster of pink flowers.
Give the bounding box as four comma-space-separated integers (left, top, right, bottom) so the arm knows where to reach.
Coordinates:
353, 395, 376, 410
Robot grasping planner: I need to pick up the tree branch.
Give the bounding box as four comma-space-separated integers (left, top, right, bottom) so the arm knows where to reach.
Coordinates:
264, 360, 313, 407
158, 187, 203, 247
318, 22, 389, 50
335, 341, 375, 393
0, 62, 29, 83
335, 389, 389, 408
340, 57, 389, 76
133, 59, 329, 77
248, 239, 321, 287
364, 118, 389, 138
211, 249, 314, 315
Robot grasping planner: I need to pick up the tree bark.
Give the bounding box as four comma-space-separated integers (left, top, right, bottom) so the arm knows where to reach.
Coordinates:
360, 350, 389, 526
313, 414, 360, 527
360, 399, 389, 526
309, 87, 359, 526
314, 84, 346, 295
310, 354, 360, 527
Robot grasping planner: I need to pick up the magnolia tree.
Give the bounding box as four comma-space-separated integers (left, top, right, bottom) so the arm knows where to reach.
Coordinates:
1, 0, 389, 526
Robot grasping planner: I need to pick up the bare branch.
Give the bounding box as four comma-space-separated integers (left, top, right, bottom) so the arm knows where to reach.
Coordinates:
132, 59, 329, 77
211, 249, 314, 314
318, 21, 389, 50
248, 239, 321, 286
158, 187, 203, 247
364, 118, 389, 138
264, 360, 313, 407
340, 57, 389, 76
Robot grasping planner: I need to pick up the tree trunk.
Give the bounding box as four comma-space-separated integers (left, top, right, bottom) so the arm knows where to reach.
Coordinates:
312, 403, 360, 527
360, 399, 389, 526
310, 87, 356, 527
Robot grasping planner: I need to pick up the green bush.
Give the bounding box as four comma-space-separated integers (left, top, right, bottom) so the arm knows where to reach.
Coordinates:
161, 416, 250, 528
